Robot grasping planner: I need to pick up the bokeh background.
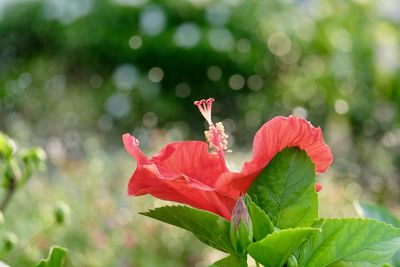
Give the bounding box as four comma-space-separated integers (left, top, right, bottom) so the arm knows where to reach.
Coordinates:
0, 0, 400, 266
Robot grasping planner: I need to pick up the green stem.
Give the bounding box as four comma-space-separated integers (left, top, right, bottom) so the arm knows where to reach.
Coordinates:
240, 256, 248, 267
0, 174, 16, 213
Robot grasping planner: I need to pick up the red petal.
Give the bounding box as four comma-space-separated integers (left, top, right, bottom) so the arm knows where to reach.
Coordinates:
251, 116, 333, 173
216, 116, 333, 196
151, 141, 225, 186
123, 134, 235, 219
122, 134, 151, 165
128, 165, 235, 220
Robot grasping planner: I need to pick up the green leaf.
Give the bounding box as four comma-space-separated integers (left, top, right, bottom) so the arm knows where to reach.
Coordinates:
141, 205, 234, 253
35, 246, 67, 267
356, 203, 400, 267
248, 227, 319, 267
391, 251, 400, 267
209, 255, 245, 267
248, 201, 275, 241
297, 218, 400, 267
247, 148, 318, 229
356, 202, 400, 228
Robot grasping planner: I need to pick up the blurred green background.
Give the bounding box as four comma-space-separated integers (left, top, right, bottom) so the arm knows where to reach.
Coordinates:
0, 0, 399, 266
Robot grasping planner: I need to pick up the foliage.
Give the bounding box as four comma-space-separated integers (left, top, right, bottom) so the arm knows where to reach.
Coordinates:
247, 148, 318, 229
0, 0, 399, 208
297, 218, 400, 266
141, 205, 234, 254
0, 132, 46, 211
208, 255, 243, 267
247, 201, 274, 242
35, 246, 67, 267
0, 0, 399, 265
0, 133, 69, 266
248, 227, 319, 267
356, 202, 400, 228
356, 202, 400, 267
143, 148, 400, 266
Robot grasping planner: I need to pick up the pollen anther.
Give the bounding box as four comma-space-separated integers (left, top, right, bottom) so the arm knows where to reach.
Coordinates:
195, 98, 230, 171
194, 98, 231, 159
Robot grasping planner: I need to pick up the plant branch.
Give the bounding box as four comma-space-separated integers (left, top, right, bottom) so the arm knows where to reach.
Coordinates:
0, 174, 17, 213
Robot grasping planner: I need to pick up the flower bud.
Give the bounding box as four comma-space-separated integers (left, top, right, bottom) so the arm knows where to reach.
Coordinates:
54, 202, 71, 225
230, 197, 253, 255
3, 232, 18, 252
22, 147, 46, 171
0, 133, 16, 160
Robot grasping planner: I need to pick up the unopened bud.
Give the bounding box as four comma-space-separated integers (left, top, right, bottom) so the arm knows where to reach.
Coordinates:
0, 133, 16, 160
230, 197, 253, 255
54, 202, 71, 225
22, 147, 46, 170
3, 232, 18, 252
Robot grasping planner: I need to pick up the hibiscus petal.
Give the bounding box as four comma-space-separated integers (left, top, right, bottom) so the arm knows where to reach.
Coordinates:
128, 165, 235, 220
251, 116, 333, 173
151, 141, 225, 187
216, 116, 333, 196
122, 133, 151, 165
123, 134, 236, 219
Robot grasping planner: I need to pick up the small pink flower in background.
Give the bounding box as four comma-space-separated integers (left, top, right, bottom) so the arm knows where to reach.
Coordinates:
123, 98, 333, 220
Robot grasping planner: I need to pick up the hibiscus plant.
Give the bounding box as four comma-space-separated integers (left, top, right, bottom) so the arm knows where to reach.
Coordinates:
123, 99, 400, 267
0, 132, 68, 267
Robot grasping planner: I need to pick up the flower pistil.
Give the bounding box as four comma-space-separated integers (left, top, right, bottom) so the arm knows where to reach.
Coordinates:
194, 98, 230, 172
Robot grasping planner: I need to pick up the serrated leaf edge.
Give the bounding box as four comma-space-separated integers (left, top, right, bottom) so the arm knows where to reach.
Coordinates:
320, 217, 400, 231
248, 227, 320, 267
301, 217, 400, 267
140, 205, 229, 222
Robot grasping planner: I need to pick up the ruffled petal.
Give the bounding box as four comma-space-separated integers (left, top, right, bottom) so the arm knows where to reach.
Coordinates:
127, 165, 235, 219
123, 133, 235, 219
215, 162, 261, 198
122, 134, 151, 165
251, 116, 333, 173
151, 141, 225, 186
123, 115, 333, 219
216, 116, 333, 196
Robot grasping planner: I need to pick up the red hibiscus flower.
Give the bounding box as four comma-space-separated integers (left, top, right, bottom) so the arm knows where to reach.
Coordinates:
123, 98, 333, 220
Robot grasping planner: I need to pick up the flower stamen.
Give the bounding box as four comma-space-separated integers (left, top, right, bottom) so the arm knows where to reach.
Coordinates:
194, 98, 230, 171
